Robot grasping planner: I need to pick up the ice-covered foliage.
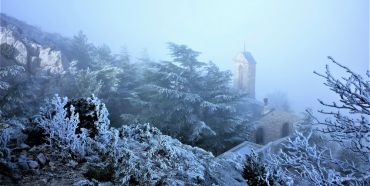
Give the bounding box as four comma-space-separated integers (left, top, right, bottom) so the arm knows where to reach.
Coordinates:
265, 131, 369, 185
37, 95, 91, 159
0, 15, 245, 184
36, 95, 112, 160
127, 43, 250, 154
61, 67, 103, 99
0, 64, 26, 117
107, 123, 216, 185
0, 95, 245, 185
97, 60, 139, 126
242, 151, 288, 186
267, 132, 336, 185
310, 56, 370, 161
0, 65, 25, 90
70, 31, 94, 70
255, 59, 370, 185
1, 15, 252, 155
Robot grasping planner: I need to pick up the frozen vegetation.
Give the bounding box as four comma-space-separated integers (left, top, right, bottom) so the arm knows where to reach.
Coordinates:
242, 57, 370, 185
0, 14, 369, 185
0, 94, 246, 185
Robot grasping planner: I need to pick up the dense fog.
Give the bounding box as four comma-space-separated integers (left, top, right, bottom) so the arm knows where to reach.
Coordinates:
0, 1, 369, 185
2, 0, 368, 114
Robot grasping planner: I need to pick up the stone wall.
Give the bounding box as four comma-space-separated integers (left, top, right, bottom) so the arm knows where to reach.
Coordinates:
250, 110, 298, 145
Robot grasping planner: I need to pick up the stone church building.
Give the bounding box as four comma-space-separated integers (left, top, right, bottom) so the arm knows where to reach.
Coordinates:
233, 51, 256, 98
233, 51, 297, 145
219, 51, 298, 158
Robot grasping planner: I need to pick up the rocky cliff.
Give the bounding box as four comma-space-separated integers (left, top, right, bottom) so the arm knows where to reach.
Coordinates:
0, 13, 71, 74
0, 14, 77, 118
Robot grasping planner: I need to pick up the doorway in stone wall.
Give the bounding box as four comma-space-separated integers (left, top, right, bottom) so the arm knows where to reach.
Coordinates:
256, 127, 264, 144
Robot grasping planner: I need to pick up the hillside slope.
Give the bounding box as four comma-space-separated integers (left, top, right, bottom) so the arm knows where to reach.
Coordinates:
0, 14, 246, 186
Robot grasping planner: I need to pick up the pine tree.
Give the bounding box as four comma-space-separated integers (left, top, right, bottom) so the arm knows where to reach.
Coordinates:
71, 31, 94, 70
128, 43, 249, 154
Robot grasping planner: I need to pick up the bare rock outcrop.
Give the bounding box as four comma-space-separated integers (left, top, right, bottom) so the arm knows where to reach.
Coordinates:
0, 15, 67, 74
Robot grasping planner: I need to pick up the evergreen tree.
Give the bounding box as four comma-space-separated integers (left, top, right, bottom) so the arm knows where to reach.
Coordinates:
106, 54, 142, 127
71, 31, 94, 70
127, 43, 249, 154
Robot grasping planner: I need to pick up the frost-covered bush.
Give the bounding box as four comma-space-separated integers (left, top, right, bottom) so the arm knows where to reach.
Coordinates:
36, 95, 112, 160
36, 95, 214, 184
242, 151, 288, 186
107, 123, 214, 185
266, 132, 369, 185
37, 95, 91, 159
1, 94, 244, 185
63, 95, 110, 138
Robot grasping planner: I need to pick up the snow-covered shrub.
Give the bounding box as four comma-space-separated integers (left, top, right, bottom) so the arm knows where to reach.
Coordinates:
37, 95, 91, 159
242, 151, 288, 186
107, 123, 215, 185
1, 94, 244, 185
266, 131, 369, 185
63, 95, 110, 139
37, 94, 112, 157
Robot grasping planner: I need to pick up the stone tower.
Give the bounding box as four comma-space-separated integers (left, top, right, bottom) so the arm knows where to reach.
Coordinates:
233, 51, 256, 98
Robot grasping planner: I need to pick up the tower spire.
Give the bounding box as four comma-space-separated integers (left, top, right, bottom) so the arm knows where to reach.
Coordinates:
243, 41, 246, 53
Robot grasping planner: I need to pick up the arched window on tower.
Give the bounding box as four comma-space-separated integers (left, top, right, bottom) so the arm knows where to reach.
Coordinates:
281, 122, 290, 137
238, 65, 243, 89
256, 127, 264, 144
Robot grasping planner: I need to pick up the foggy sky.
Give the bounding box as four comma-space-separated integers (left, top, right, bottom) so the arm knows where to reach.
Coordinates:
1, 0, 369, 115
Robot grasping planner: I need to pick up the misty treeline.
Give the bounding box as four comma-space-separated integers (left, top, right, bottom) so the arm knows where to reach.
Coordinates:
242, 57, 369, 185
0, 31, 252, 155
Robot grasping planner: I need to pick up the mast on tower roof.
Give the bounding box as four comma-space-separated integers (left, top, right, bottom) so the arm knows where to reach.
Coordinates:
243, 42, 246, 53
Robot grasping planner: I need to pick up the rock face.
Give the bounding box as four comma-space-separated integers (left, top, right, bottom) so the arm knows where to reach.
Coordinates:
0, 13, 74, 117
0, 14, 68, 74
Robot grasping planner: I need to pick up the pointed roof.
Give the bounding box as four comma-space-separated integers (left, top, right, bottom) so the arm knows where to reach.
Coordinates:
234, 51, 256, 64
